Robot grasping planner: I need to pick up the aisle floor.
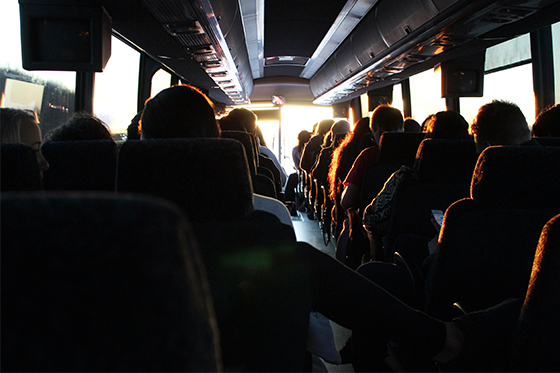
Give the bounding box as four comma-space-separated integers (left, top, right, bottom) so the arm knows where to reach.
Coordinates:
291, 211, 354, 373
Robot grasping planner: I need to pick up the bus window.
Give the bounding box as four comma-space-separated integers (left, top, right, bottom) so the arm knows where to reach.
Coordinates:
461, 33, 534, 125
1, 0, 75, 139
553, 21, 560, 104
391, 84, 404, 115
93, 37, 140, 135
461, 64, 535, 126
409, 68, 446, 124
151, 69, 172, 98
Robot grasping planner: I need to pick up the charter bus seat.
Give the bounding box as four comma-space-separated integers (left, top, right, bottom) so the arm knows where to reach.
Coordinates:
41, 140, 118, 191
1, 193, 220, 372
534, 136, 560, 146
116, 138, 311, 372
424, 146, 560, 321
117, 138, 254, 221
359, 132, 425, 212
381, 139, 478, 261
510, 213, 560, 371
0, 143, 42, 191
340, 132, 424, 268
221, 130, 276, 198
258, 153, 283, 199
221, 130, 257, 175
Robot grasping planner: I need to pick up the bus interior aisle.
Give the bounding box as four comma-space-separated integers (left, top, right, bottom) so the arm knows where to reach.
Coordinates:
3, 0, 560, 371
292, 211, 354, 373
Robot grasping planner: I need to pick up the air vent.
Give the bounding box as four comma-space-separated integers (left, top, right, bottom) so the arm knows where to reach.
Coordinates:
483, 7, 536, 24
164, 21, 205, 36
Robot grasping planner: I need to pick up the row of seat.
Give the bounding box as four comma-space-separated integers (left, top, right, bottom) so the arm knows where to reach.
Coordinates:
3, 134, 560, 370
1, 137, 308, 371
2, 130, 282, 201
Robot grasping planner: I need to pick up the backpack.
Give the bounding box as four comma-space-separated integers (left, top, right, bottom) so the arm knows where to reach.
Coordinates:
363, 165, 414, 236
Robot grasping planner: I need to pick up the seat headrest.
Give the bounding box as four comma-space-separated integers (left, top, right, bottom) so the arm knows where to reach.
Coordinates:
1, 193, 219, 371
220, 131, 257, 175
377, 132, 425, 165
1, 143, 42, 191
471, 146, 560, 208
117, 138, 254, 220
41, 140, 118, 191
415, 139, 477, 184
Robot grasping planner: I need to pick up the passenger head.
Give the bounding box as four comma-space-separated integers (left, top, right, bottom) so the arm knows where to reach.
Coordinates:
331, 120, 352, 137
404, 118, 421, 133
370, 105, 404, 144
353, 117, 371, 137
469, 100, 531, 153
532, 104, 560, 137
46, 112, 113, 141
424, 111, 470, 139
227, 108, 258, 135
297, 130, 312, 147
316, 119, 335, 136
140, 84, 219, 139
219, 115, 245, 132
0, 107, 49, 173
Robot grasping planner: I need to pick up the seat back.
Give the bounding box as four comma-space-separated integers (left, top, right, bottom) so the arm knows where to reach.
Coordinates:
359, 132, 425, 211
534, 136, 560, 146
383, 139, 477, 253
510, 214, 560, 371
1, 193, 220, 372
425, 146, 560, 320
221, 130, 257, 175
117, 138, 254, 221
41, 140, 118, 191
1, 143, 42, 191
414, 138, 478, 184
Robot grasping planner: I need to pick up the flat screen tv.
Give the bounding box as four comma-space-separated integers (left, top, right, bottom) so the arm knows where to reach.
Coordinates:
20, 3, 111, 72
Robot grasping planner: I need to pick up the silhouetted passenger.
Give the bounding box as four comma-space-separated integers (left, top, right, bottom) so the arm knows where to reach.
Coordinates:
285, 130, 311, 206
1, 107, 49, 176
470, 99, 534, 153
227, 108, 287, 188
138, 86, 516, 370
299, 119, 334, 172
218, 115, 245, 132
404, 117, 422, 133
532, 104, 560, 137
140, 85, 291, 226
127, 111, 142, 140
46, 112, 113, 142
311, 120, 351, 190
327, 117, 371, 237
341, 105, 404, 210
293, 130, 312, 172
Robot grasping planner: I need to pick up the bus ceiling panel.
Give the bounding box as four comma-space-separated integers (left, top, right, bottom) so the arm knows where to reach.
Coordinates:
311, 0, 560, 104
137, 0, 253, 104
100, 1, 217, 94
375, 0, 440, 47
334, 37, 362, 80
210, 0, 240, 39
352, 11, 388, 67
